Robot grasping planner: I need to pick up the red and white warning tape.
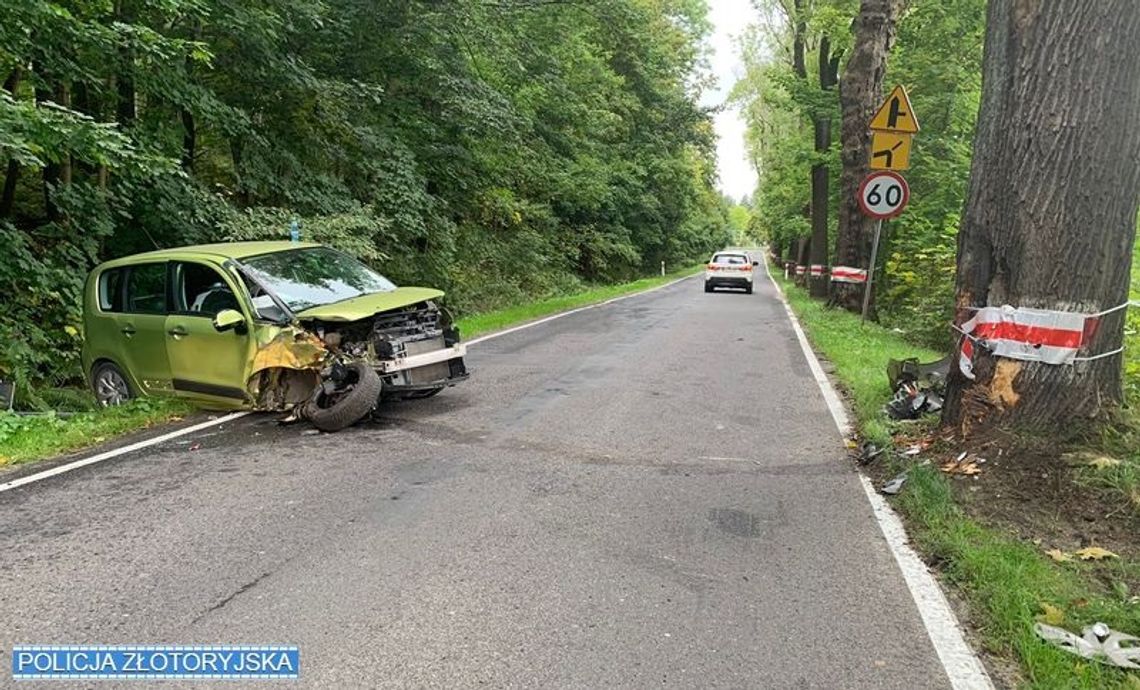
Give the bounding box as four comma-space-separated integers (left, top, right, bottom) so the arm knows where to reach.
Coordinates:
795, 265, 806, 276
954, 300, 1139, 379
830, 266, 867, 284
810, 264, 825, 277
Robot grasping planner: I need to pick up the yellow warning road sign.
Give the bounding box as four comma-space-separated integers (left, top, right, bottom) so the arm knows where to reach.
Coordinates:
870, 85, 919, 133
869, 131, 913, 170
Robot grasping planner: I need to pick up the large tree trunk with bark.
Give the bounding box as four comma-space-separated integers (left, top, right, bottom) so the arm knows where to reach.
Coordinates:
943, 1, 1140, 433
831, 0, 901, 311
809, 36, 841, 299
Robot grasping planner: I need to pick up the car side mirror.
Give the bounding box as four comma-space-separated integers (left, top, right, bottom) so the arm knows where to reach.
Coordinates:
213, 309, 246, 334
752, 260, 760, 266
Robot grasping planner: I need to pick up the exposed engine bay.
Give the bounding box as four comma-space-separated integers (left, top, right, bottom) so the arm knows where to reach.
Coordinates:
303, 300, 468, 397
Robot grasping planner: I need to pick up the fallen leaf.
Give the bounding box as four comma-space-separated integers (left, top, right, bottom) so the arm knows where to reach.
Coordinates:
844, 439, 857, 449
170, 416, 184, 422
1087, 456, 1122, 470
1036, 603, 1065, 626
1074, 546, 1118, 561
941, 460, 982, 476
1045, 549, 1073, 562
1069, 598, 1088, 609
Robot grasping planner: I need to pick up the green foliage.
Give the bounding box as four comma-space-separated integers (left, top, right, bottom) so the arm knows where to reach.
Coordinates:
0, 0, 731, 407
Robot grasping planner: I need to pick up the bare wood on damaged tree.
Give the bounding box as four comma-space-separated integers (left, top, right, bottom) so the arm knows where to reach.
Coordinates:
832, 0, 902, 312
943, 0, 1140, 432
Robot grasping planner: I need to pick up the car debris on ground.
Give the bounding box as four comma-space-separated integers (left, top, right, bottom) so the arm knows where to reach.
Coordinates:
1035, 621, 1140, 669
884, 356, 950, 420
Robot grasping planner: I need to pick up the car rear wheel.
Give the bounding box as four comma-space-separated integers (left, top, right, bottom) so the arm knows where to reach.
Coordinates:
704, 282, 713, 293
92, 362, 133, 407
302, 361, 382, 432
745, 285, 753, 295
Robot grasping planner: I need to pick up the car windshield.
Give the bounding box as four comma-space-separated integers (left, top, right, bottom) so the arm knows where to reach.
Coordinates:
241, 247, 396, 312
713, 254, 748, 265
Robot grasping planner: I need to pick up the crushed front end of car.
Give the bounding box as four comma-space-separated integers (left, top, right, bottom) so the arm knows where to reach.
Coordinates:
301, 298, 469, 400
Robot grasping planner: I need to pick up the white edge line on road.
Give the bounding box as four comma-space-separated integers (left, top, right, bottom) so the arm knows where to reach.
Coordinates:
2, 273, 697, 494
466, 272, 699, 346
0, 412, 251, 494
761, 257, 993, 690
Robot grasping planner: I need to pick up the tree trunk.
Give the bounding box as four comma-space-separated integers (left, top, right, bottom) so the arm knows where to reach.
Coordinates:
791, 0, 806, 80
182, 108, 196, 172
794, 236, 811, 287
809, 36, 841, 299
1, 67, 22, 218
943, 0, 1140, 433
831, 0, 901, 311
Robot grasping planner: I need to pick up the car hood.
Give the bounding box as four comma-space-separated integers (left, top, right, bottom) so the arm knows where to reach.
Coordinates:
294, 287, 445, 322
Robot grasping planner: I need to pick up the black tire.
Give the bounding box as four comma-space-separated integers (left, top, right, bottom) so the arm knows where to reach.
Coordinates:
91, 361, 134, 406
704, 282, 713, 293
302, 361, 382, 432
745, 284, 753, 295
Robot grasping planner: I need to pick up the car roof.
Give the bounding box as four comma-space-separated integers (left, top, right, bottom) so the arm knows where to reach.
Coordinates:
94, 241, 323, 270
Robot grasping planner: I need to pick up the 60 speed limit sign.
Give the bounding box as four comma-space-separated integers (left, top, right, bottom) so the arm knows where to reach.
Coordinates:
858, 170, 909, 219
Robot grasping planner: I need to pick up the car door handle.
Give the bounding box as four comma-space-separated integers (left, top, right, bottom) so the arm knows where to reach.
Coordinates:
167, 326, 189, 337
120, 326, 137, 336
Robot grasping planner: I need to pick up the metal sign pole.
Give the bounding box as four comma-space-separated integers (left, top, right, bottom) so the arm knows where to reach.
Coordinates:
861, 219, 883, 324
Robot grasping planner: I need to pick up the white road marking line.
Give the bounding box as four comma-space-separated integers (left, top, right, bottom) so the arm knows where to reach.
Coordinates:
698, 455, 754, 463
761, 257, 994, 690
0, 412, 251, 494
466, 273, 699, 346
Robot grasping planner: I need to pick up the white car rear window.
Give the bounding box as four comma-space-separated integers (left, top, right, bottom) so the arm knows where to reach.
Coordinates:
712, 254, 748, 265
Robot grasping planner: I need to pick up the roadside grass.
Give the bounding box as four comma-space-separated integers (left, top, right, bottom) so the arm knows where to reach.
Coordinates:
0, 398, 192, 468
774, 274, 940, 445
456, 265, 702, 339
771, 268, 1140, 689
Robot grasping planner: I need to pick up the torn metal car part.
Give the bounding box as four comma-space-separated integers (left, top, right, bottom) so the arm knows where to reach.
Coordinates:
881, 472, 907, 495
854, 441, 885, 465
1034, 621, 1140, 669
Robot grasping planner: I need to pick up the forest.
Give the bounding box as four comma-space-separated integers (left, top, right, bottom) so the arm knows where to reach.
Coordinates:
1, 0, 733, 406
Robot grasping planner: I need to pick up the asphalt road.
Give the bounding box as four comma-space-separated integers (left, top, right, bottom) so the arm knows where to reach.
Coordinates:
0, 275, 955, 688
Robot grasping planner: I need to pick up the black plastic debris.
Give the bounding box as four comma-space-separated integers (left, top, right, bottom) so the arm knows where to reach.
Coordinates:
885, 356, 951, 420
854, 441, 886, 465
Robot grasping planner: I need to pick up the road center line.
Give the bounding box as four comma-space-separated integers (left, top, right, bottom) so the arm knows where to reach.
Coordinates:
761, 257, 993, 690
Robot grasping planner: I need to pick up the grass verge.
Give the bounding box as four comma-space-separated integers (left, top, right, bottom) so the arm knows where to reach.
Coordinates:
456, 265, 702, 339
0, 398, 192, 468
772, 268, 1140, 689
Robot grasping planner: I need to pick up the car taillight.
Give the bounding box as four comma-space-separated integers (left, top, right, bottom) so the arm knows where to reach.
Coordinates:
707, 264, 718, 271
741, 264, 752, 272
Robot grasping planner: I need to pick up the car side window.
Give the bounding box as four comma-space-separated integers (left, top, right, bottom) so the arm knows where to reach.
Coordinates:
172, 262, 241, 317
98, 268, 125, 312
125, 263, 168, 314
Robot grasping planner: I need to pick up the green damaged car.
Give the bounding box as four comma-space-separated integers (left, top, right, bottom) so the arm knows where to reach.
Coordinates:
82, 242, 468, 431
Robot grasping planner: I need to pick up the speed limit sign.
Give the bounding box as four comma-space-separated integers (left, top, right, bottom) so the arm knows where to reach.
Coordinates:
858, 171, 909, 219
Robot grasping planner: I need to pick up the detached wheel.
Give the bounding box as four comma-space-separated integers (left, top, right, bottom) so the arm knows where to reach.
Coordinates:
92, 361, 133, 407
302, 361, 382, 432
